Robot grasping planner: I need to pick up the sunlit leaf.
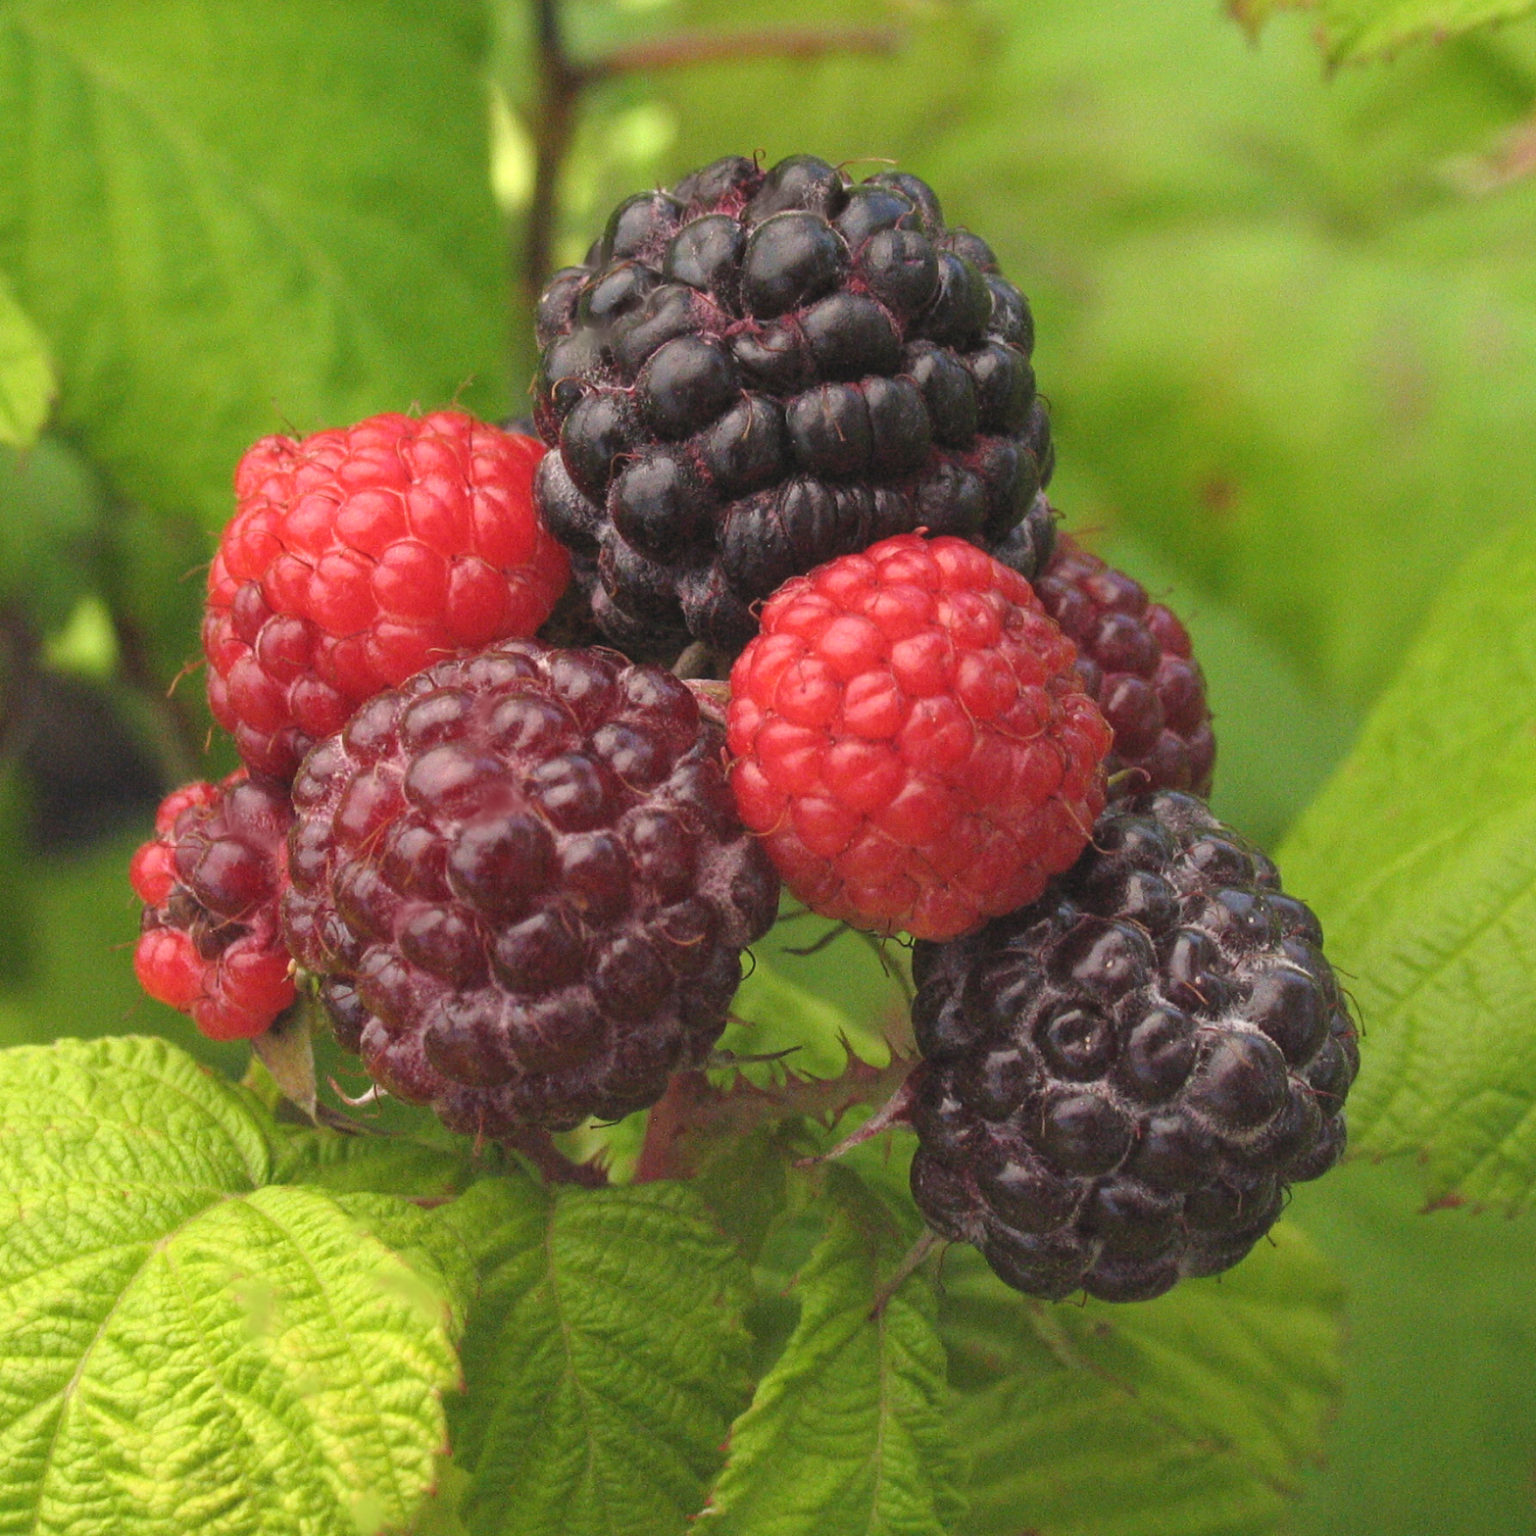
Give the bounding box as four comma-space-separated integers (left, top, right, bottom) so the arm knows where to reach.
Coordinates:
700, 1170, 963, 1536
443, 1175, 754, 1536
0, 1035, 473, 1536
0, 275, 51, 447
0, 0, 505, 528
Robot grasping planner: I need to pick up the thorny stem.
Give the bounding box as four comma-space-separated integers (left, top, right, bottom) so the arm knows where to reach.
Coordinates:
800, 1072, 919, 1166
520, 6, 907, 315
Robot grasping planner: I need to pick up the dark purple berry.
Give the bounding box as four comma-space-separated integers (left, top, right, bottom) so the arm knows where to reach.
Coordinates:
281, 641, 780, 1132
907, 791, 1357, 1301
1033, 534, 1216, 799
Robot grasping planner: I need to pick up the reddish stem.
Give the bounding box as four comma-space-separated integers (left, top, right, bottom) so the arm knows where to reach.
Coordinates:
633, 1070, 709, 1183
502, 1125, 609, 1187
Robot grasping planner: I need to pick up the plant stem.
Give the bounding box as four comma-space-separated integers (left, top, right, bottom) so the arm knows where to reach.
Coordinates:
502, 1125, 610, 1186
595, 25, 901, 78
633, 1069, 708, 1183
522, 0, 586, 319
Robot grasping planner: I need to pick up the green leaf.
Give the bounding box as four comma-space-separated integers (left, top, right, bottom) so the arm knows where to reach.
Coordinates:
1048, 222, 1536, 714
700, 1169, 964, 1536
1288, 1158, 1536, 1536
0, 436, 104, 632
1280, 515, 1536, 1209
944, 1223, 1344, 1536
0, 274, 51, 447
266, 1118, 479, 1201
0, 0, 505, 529
1231, 0, 1536, 65
442, 1174, 753, 1536
0, 1034, 473, 1536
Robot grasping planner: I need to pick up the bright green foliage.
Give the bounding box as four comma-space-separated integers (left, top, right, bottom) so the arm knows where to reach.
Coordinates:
0, 0, 505, 530
1288, 1158, 1536, 1536
267, 1119, 480, 1201
700, 1171, 964, 1536
0, 439, 102, 635
0, 276, 50, 447
442, 1175, 754, 1536
0, 1035, 474, 1536
1233, 0, 1536, 64
942, 1224, 1344, 1536
1282, 514, 1536, 1209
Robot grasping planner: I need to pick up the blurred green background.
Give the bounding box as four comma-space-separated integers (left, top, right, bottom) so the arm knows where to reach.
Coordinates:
2, 0, 1533, 1530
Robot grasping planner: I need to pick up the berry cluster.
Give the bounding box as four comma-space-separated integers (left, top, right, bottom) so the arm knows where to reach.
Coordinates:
127, 153, 1353, 1304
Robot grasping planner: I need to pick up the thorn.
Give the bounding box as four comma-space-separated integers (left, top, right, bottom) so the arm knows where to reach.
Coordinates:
782, 922, 849, 957
331, 1079, 387, 1108
707, 1045, 803, 1068
797, 1074, 919, 1166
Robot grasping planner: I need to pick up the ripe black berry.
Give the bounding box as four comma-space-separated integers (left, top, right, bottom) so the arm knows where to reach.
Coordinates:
281, 639, 781, 1132
907, 791, 1356, 1302
533, 154, 1056, 657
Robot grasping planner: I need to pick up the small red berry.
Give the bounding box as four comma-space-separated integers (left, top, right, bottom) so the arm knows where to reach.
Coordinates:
131, 771, 295, 1041
726, 533, 1111, 941
205, 411, 570, 781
